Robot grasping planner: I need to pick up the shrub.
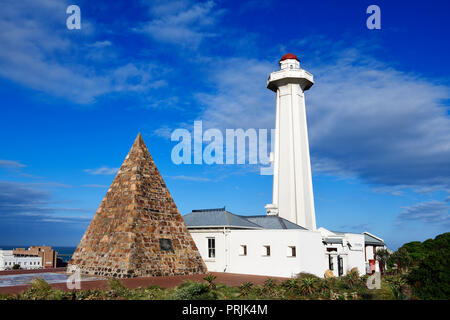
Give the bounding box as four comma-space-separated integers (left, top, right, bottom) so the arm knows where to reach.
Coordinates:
281, 279, 298, 292
298, 277, 317, 296
345, 270, 361, 289
407, 250, 450, 300
238, 282, 253, 297
108, 278, 131, 298
203, 274, 217, 290
389, 248, 412, 273
263, 278, 277, 290
296, 272, 320, 280
20, 278, 69, 300
171, 281, 217, 300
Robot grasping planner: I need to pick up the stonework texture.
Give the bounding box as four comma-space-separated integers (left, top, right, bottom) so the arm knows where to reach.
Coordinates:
68, 134, 207, 278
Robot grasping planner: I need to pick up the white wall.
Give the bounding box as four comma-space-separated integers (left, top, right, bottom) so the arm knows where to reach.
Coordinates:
0, 250, 15, 270
190, 230, 227, 272
344, 233, 366, 275
190, 229, 327, 278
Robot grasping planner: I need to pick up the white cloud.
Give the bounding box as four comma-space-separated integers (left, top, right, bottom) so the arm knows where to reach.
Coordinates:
167, 175, 211, 182
0, 0, 166, 104
398, 201, 449, 226
0, 180, 89, 224
0, 160, 26, 169
196, 57, 275, 130
138, 0, 222, 48
84, 167, 119, 175
82, 184, 108, 188
193, 48, 450, 190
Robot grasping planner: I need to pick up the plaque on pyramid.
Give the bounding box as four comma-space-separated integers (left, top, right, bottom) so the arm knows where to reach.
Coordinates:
68, 133, 207, 278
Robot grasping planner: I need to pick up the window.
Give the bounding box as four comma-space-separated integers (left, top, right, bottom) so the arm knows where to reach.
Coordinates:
207, 238, 215, 258
288, 246, 296, 257
262, 245, 270, 256
239, 245, 247, 256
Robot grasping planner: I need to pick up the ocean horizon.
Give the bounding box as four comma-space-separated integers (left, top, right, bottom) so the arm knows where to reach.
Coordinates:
0, 246, 76, 263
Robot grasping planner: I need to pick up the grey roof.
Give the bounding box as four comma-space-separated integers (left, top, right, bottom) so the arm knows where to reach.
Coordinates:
183, 207, 306, 230
364, 233, 384, 246
323, 238, 343, 244
245, 215, 306, 230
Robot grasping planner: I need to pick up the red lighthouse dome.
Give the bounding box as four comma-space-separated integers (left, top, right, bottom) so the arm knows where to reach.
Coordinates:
280, 53, 299, 62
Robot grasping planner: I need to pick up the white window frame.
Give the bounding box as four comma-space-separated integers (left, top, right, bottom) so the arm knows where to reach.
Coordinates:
287, 246, 296, 257
207, 237, 215, 259
262, 245, 271, 257
239, 245, 247, 256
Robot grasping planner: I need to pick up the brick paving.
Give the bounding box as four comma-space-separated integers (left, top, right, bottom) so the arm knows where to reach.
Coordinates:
0, 270, 288, 295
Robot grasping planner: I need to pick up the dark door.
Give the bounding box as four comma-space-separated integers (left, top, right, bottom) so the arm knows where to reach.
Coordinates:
338, 256, 344, 276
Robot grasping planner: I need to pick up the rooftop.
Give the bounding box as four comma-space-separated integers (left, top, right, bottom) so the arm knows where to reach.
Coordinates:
183, 207, 307, 230
280, 53, 299, 62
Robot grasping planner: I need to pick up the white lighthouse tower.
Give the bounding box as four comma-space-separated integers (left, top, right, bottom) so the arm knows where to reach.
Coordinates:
265, 53, 316, 230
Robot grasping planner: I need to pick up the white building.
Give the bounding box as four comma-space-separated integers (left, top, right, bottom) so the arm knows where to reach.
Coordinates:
184, 208, 327, 278
0, 250, 43, 271
183, 54, 386, 278
184, 208, 385, 278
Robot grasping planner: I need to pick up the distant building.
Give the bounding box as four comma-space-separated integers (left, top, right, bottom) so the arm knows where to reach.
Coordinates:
13, 246, 58, 269
0, 246, 58, 271
318, 228, 386, 276
0, 250, 42, 270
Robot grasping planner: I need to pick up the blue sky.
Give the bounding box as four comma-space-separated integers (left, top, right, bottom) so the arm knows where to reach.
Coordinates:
0, 0, 448, 249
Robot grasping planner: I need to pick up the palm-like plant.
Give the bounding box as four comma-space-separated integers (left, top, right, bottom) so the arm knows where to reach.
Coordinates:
386, 276, 407, 300
298, 277, 317, 296
203, 274, 217, 290
376, 248, 390, 274
389, 248, 411, 273
345, 270, 360, 289
282, 279, 298, 290
316, 279, 330, 298
238, 281, 253, 297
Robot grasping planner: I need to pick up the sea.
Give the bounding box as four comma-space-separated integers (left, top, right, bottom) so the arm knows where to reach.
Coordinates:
0, 246, 76, 263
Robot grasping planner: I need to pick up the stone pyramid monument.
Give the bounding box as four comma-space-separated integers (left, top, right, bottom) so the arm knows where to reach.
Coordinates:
68, 134, 207, 278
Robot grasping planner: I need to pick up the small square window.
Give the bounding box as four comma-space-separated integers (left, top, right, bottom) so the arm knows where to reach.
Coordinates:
288, 246, 296, 257
240, 245, 247, 256
262, 245, 270, 256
